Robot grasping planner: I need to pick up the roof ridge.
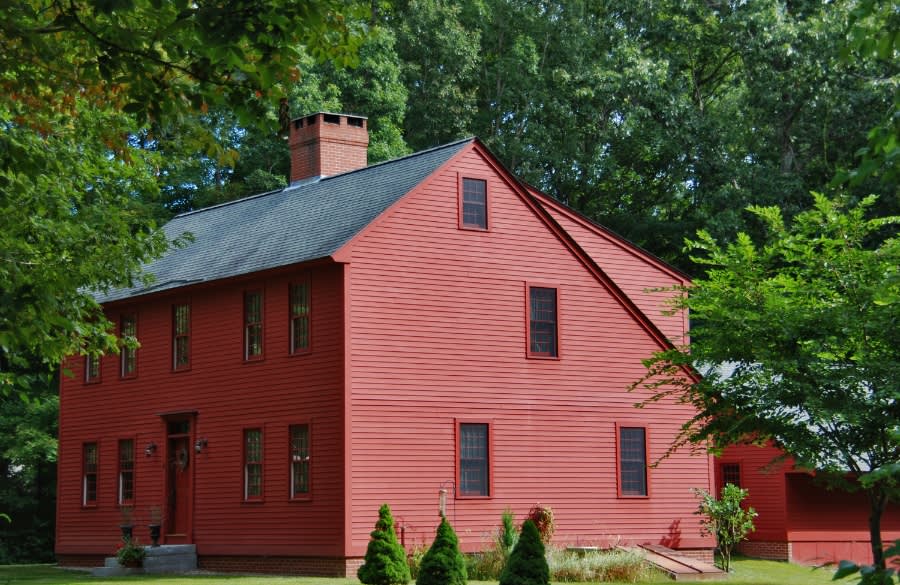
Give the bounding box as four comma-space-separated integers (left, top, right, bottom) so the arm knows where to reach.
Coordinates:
173, 137, 476, 220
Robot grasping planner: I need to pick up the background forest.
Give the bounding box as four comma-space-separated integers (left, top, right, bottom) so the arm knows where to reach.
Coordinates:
1, 0, 896, 563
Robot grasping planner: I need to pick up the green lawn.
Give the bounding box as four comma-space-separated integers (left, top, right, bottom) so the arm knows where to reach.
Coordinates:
0, 559, 838, 585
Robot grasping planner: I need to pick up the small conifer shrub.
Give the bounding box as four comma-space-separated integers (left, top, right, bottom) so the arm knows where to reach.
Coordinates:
416, 515, 467, 585
358, 504, 411, 585
499, 519, 550, 585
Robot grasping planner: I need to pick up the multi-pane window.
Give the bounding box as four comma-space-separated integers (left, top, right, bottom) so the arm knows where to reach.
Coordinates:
619, 427, 648, 497
173, 304, 190, 370
244, 428, 263, 500
120, 314, 137, 378
118, 439, 135, 505
290, 281, 310, 354
461, 178, 488, 230
528, 286, 558, 357
85, 355, 101, 383
244, 291, 264, 360
290, 424, 310, 498
459, 423, 490, 497
720, 463, 741, 489
83, 443, 98, 506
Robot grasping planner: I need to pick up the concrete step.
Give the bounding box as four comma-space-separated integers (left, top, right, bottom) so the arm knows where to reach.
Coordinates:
91, 544, 197, 575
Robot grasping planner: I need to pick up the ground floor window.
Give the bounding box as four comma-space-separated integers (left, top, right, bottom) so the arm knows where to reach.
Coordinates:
118, 439, 134, 505
244, 428, 263, 501
83, 443, 98, 506
290, 424, 310, 498
458, 422, 490, 497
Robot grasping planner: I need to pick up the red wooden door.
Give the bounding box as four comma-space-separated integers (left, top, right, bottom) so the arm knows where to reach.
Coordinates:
165, 423, 192, 542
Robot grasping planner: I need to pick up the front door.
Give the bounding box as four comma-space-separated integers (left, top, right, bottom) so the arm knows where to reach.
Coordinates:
165, 420, 192, 543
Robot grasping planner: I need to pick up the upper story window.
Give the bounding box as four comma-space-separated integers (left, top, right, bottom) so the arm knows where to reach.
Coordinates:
458, 422, 490, 497
120, 314, 137, 378
528, 286, 558, 358
618, 426, 648, 497
173, 303, 190, 371
459, 177, 488, 230
244, 428, 263, 501
290, 424, 311, 499
118, 439, 135, 505
84, 354, 101, 384
290, 280, 311, 354
83, 442, 98, 506
244, 291, 264, 361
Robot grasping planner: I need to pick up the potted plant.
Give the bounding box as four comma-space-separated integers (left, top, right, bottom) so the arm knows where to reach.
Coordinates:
116, 536, 147, 568
119, 505, 134, 541
148, 506, 162, 547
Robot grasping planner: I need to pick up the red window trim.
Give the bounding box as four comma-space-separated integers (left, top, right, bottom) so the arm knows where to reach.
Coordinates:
525, 282, 561, 359
119, 313, 138, 379
243, 290, 265, 362
457, 173, 491, 232
289, 277, 312, 356
172, 302, 191, 372
84, 354, 102, 384
117, 437, 136, 506
456, 419, 493, 499
242, 427, 264, 503
82, 441, 99, 508
717, 461, 743, 492
289, 421, 312, 502
615, 423, 651, 498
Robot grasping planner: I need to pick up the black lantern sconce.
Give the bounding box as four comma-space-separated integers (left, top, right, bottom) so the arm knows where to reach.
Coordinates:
194, 437, 208, 453
144, 442, 157, 457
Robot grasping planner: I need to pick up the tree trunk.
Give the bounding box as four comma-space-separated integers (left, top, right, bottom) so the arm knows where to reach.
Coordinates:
867, 486, 887, 573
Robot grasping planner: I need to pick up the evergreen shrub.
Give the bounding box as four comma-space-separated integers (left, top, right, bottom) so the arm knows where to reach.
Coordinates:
358, 504, 411, 585
499, 519, 549, 585
416, 515, 467, 585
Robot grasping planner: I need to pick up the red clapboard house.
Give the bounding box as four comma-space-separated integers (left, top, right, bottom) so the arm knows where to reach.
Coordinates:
716, 444, 900, 566
56, 112, 715, 575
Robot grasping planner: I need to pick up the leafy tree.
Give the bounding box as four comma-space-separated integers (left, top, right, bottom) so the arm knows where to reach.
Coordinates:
0, 0, 367, 395
632, 194, 899, 576
416, 514, 466, 585
358, 504, 411, 585
499, 519, 549, 585
693, 484, 757, 573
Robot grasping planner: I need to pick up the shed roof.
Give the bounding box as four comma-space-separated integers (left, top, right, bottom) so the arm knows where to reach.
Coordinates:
98, 138, 472, 303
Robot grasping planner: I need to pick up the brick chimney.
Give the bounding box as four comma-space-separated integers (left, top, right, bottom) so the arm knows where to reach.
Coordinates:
289, 112, 369, 183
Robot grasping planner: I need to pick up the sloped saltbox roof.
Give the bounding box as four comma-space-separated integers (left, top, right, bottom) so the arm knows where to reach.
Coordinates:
99, 138, 472, 303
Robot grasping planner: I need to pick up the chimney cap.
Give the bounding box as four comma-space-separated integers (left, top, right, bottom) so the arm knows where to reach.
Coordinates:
291, 112, 368, 129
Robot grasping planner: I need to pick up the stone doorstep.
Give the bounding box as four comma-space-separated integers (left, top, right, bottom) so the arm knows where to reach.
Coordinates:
91, 544, 198, 576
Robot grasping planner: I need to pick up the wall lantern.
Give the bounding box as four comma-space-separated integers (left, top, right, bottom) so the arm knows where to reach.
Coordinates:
194, 437, 208, 453
144, 442, 157, 457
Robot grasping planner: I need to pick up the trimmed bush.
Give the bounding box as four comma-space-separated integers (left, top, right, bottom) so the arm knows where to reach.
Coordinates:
358, 504, 411, 585
499, 519, 549, 585
416, 515, 467, 585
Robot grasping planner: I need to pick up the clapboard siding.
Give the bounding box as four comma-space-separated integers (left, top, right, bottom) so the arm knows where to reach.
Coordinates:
57, 264, 346, 557
347, 145, 713, 555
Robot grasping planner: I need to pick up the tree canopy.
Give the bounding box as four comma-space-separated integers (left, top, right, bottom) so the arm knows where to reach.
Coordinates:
632, 194, 899, 573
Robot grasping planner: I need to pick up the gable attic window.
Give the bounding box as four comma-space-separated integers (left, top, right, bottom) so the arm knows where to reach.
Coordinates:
290, 279, 311, 354
459, 176, 488, 230
244, 291, 264, 361
84, 354, 101, 384
527, 285, 559, 358
173, 303, 190, 371
618, 426, 649, 497
120, 314, 137, 378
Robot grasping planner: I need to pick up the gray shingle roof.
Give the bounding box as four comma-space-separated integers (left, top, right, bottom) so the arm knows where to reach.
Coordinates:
98, 138, 473, 303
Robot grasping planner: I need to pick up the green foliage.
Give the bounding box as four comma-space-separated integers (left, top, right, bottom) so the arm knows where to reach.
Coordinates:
499, 507, 518, 556
833, 539, 900, 585
358, 504, 411, 585
694, 484, 757, 573
499, 519, 549, 585
546, 548, 658, 583
416, 515, 466, 585
115, 537, 146, 567
632, 194, 900, 574
526, 505, 555, 545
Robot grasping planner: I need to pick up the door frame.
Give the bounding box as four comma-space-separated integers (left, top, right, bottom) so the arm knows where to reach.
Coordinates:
160, 412, 196, 544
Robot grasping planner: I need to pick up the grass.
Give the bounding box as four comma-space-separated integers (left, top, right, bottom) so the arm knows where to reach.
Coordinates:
0, 558, 838, 585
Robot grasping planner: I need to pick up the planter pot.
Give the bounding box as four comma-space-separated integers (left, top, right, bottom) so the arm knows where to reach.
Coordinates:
148, 523, 161, 547
119, 525, 134, 541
